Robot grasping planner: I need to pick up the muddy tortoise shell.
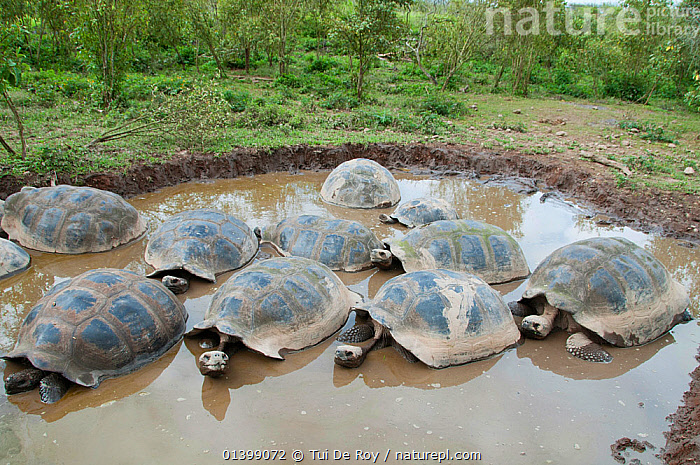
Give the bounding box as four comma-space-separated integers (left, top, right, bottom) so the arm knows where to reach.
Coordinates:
320, 158, 401, 209
1, 185, 146, 254
260, 214, 384, 272
187, 257, 359, 359
518, 236, 690, 347
386, 219, 530, 284
0, 238, 30, 279
364, 269, 520, 368
3, 269, 188, 388
145, 209, 258, 282
383, 197, 459, 228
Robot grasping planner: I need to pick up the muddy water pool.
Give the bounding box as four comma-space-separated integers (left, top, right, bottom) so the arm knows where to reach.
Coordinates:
1, 171, 698, 464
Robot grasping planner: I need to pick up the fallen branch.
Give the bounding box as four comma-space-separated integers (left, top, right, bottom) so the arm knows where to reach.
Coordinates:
579, 151, 632, 177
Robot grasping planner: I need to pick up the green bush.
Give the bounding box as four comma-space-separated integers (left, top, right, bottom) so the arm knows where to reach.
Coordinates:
237, 103, 303, 129
604, 72, 648, 101
619, 120, 677, 144
24, 70, 93, 102
221, 89, 251, 112
418, 94, 465, 117
306, 56, 338, 73
275, 73, 304, 89
320, 92, 359, 110
150, 86, 230, 151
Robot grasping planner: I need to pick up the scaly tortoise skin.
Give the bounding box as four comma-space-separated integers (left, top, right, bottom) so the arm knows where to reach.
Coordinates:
379, 197, 459, 228
145, 209, 258, 293
371, 219, 530, 284
335, 269, 521, 369
1, 185, 146, 254
3, 268, 187, 403
511, 236, 691, 363
259, 214, 384, 272
0, 238, 30, 280
186, 256, 360, 376
320, 158, 401, 209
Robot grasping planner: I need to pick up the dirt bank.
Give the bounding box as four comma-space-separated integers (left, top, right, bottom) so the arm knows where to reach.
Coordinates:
1, 143, 699, 243
1, 142, 699, 462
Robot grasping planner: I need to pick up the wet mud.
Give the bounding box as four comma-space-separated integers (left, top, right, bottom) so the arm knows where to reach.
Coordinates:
0, 158, 698, 464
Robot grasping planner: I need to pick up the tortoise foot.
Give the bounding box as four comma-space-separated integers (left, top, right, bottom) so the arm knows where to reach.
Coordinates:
39, 373, 70, 403
566, 332, 612, 363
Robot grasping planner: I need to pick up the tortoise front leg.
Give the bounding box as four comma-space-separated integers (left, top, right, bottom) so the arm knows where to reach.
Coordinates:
565, 332, 612, 363
39, 373, 71, 404
337, 308, 375, 343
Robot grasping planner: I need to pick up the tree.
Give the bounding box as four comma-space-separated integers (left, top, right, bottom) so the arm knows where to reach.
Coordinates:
222, 0, 263, 74
259, 0, 307, 75
333, 0, 410, 99
407, 0, 488, 91
78, 0, 147, 106
188, 0, 227, 78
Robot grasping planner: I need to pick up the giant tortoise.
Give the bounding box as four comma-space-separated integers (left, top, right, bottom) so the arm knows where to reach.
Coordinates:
258, 214, 384, 272
0, 238, 30, 280
145, 209, 259, 293
379, 197, 459, 228
335, 269, 521, 369
509, 237, 691, 362
186, 256, 360, 376
371, 219, 530, 284
320, 158, 400, 209
1, 185, 146, 254
3, 269, 187, 403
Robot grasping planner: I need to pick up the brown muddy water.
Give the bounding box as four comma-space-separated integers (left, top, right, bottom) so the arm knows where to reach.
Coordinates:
1, 171, 699, 465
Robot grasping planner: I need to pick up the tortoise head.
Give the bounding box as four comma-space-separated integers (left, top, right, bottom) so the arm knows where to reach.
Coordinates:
334, 345, 367, 369
198, 350, 229, 377
370, 248, 394, 270
162, 275, 189, 294
4, 367, 46, 395
520, 314, 554, 339
378, 214, 397, 225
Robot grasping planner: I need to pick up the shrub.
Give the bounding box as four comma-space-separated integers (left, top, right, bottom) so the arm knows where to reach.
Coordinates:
221, 89, 251, 112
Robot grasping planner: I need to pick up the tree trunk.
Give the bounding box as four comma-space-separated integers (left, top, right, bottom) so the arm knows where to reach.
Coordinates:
174, 45, 186, 71
2, 91, 27, 160
493, 64, 505, 91
195, 39, 200, 73
36, 19, 45, 65
0, 133, 16, 156
245, 47, 250, 74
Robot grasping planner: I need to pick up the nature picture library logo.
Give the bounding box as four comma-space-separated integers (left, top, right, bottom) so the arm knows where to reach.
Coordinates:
484, 1, 700, 36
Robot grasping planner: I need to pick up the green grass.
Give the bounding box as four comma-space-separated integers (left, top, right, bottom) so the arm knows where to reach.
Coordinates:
2, 51, 700, 194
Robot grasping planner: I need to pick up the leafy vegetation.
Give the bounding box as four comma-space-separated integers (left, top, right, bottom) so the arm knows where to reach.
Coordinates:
0, 0, 699, 193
